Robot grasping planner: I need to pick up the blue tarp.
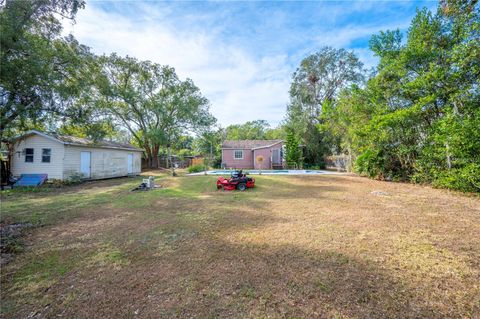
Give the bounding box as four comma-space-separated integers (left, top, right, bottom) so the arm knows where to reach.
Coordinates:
13, 174, 48, 187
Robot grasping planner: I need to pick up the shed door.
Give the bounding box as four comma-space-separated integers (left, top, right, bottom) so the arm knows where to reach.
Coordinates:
80, 151, 91, 178
127, 154, 133, 174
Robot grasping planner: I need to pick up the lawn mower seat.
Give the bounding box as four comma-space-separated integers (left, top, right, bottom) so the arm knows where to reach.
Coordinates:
231, 170, 245, 178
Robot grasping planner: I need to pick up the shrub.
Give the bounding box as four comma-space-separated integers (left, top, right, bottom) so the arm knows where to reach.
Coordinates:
64, 173, 84, 185
432, 163, 480, 193
188, 164, 205, 173
354, 150, 383, 178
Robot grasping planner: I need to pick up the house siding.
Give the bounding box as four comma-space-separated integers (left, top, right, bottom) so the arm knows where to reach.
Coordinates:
63, 145, 142, 180
253, 148, 272, 169
222, 149, 254, 169
11, 135, 65, 179
222, 141, 285, 169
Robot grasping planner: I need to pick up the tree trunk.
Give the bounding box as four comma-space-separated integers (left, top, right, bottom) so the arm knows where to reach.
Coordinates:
144, 147, 153, 169
166, 148, 170, 169
152, 144, 160, 169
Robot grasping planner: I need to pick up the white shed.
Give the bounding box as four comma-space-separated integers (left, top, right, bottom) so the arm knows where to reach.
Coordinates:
11, 130, 143, 181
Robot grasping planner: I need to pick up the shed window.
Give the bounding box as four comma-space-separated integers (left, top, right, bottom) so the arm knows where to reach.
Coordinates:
234, 150, 243, 159
42, 148, 51, 163
25, 148, 34, 162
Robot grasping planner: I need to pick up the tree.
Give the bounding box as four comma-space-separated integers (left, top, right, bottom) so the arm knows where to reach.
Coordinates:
225, 120, 271, 140
285, 128, 302, 168
0, 0, 93, 140
286, 47, 364, 166
58, 120, 121, 142
289, 47, 364, 120
265, 125, 287, 140
324, 1, 480, 191
193, 127, 224, 167
97, 54, 216, 168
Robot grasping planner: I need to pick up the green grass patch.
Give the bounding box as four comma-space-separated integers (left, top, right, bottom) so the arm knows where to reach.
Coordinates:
88, 244, 129, 268
1, 178, 143, 226
10, 251, 77, 299
314, 278, 333, 293
1, 173, 479, 318
112, 176, 219, 209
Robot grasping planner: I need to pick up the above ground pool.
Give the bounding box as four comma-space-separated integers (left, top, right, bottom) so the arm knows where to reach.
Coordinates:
188, 169, 345, 176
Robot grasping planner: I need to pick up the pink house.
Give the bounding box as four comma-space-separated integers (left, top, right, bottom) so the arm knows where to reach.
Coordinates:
221, 140, 285, 169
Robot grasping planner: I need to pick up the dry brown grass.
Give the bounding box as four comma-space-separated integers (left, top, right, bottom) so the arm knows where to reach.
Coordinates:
1, 173, 479, 318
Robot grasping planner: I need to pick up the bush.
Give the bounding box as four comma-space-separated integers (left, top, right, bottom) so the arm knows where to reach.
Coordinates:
64, 173, 84, 185
432, 163, 480, 193
188, 164, 205, 173
354, 150, 383, 178
212, 157, 222, 168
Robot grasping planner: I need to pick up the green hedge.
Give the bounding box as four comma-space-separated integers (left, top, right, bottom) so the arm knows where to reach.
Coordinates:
188, 164, 205, 173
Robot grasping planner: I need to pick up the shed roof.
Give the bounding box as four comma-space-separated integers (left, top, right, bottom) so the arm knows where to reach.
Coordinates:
221, 140, 283, 150
13, 130, 143, 152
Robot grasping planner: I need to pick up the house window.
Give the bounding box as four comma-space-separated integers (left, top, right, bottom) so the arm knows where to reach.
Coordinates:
25, 148, 34, 162
42, 148, 51, 163
234, 150, 243, 159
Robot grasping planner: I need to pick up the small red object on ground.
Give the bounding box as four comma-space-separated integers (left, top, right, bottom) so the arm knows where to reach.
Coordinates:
216, 170, 255, 191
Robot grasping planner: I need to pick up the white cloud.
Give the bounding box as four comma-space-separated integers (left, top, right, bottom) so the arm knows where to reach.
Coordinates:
63, 3, 292, 127
353, 48, 379, 71
61, 1, 426, 127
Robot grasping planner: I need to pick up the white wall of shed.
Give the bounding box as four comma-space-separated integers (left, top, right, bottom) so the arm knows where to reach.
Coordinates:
63, 145, 142, 180
11, 135, 65, 179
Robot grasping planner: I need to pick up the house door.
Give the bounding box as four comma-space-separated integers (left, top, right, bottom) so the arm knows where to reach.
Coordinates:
272, 149, 280, 164
127, 154, 133, 174
80, 151, 91, 178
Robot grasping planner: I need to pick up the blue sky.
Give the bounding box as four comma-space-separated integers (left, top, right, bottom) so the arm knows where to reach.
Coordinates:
63, 0, 438, 127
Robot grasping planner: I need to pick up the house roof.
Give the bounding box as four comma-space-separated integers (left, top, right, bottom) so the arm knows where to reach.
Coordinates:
13, 130, 143, 152
221, 140, 283, 150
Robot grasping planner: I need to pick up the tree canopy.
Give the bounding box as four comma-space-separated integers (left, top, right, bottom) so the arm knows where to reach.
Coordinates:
322, 1, 480, 192
0, 0, 94, 140
2, 0, 478, 192
224, 120, 286, 141
286, 47, 364, 166
225, 120, 270, 140
96, 54, 215, 167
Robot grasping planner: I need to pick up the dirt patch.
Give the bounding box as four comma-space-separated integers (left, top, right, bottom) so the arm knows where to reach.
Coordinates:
0, 222, 33, 265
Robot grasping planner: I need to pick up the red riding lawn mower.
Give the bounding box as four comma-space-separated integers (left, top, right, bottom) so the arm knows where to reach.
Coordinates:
216, 170, 255, 191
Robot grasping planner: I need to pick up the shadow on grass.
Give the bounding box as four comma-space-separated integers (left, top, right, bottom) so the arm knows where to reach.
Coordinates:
29, 221, 452, 318
1, 174, 475, 318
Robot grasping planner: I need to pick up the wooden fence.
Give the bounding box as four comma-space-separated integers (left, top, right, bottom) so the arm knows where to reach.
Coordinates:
191, 157, 204, 166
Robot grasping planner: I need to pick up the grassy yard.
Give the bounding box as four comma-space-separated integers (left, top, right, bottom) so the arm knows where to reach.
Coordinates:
1, 172, 479, 318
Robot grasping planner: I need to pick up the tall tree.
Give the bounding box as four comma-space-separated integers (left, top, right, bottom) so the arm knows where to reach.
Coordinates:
225, 120, 286, 141
285, 128, 302, 168
0, 0, 92, 140
58, 120, 121, 142
265, 125, 287, 140
97, 54, 216, 168
286, 47, 364, 166
225, 120, 271, 140
325, 1, 479, 192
